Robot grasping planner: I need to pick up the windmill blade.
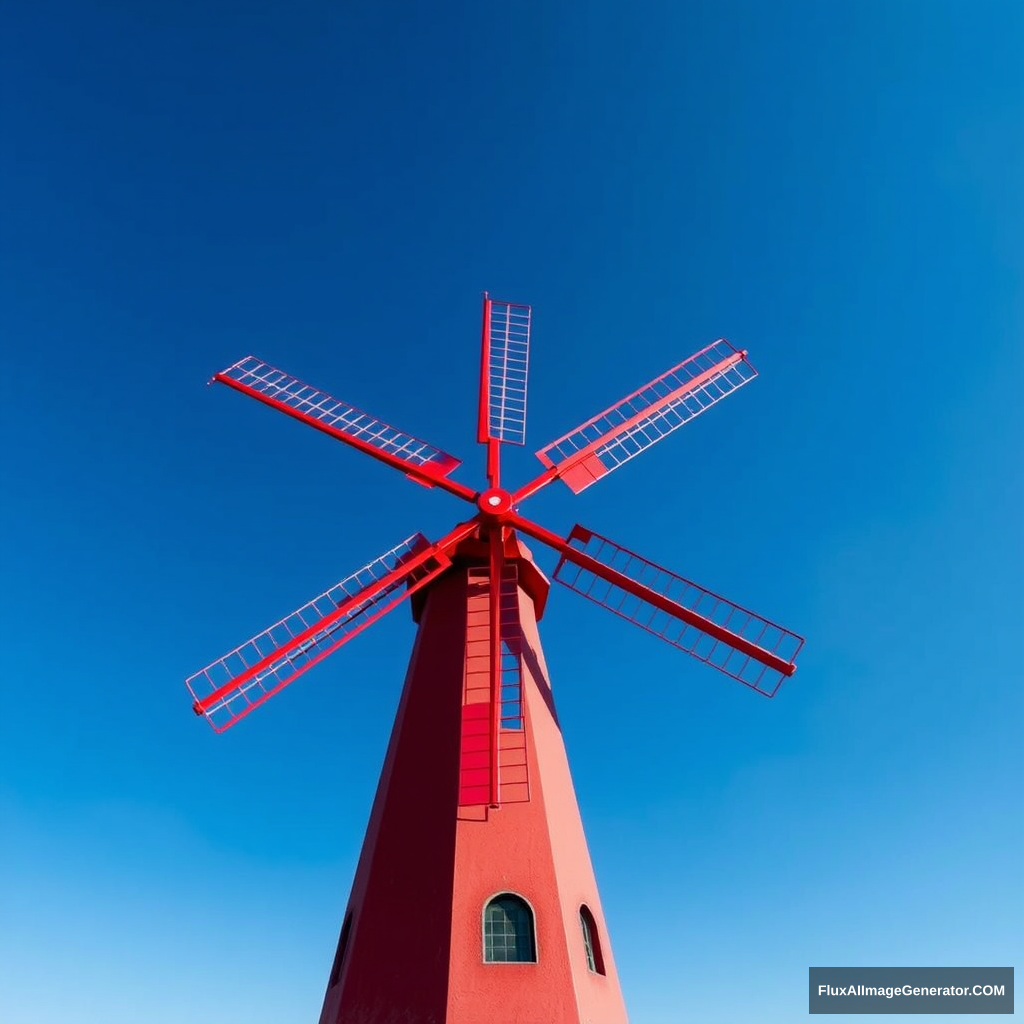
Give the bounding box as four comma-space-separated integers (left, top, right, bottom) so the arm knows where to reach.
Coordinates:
477, 298, 531, 447
553, 525, 802, 695
510, 516, 802, 696
524, 340, 755, 497
215, 357, 473, 498
187, 528, 470, 732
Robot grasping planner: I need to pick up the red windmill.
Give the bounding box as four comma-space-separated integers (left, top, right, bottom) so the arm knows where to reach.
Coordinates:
187, 295, 804, 1024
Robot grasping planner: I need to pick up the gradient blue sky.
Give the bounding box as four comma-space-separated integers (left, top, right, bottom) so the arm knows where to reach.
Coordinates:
1, 2, 1022, 1022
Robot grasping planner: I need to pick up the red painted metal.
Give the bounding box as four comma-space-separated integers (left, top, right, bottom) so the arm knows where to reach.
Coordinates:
511, 464, 558, 504
558, 524, 802, 694
508, 514, 801, 687
477, 297, 531, 446
477, 486, 514, 518
522, 339, 756, 497
477, 294, 531, 486
476, 294, 492, 445
188, 294, 805, 1023
487, 527, 504, 806
458, 560, 529, 806
485, 437, 501, 488
478, 296, 500, 490
215, 357, 477, 502
188, 522, 476, 731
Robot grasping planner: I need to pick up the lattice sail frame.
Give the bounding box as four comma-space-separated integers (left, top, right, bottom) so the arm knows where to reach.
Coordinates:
552, 526, 804, 697
217, 356, 462, 479
479, 300, 531, 445
189, 298, 804, 741
188, 535, 450, 731
536, 340, 756, 493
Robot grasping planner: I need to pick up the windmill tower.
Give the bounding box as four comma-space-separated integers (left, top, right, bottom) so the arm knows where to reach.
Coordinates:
187, 296, 804, 1023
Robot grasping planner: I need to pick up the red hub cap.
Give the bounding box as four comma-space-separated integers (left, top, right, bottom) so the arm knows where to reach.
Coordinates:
477, 488, 513, 518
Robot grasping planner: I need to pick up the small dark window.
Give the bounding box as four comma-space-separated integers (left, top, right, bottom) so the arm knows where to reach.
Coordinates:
580, 905, 605, 975
483, 893, 536, 962
328, 911, 353, 988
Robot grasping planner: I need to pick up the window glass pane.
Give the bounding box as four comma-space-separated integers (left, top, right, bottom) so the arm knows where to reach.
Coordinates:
580, 910, 596, 971
579, 905, 605, 975
483, 894, 536, 963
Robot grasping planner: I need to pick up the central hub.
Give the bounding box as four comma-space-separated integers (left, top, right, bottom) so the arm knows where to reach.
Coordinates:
477, 487, 514, 519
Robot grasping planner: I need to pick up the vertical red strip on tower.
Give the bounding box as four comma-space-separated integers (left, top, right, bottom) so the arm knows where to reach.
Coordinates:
458, 561, 529, 808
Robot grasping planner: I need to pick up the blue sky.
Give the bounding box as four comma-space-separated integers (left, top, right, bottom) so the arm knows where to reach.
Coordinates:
1, 2, 1021, 1022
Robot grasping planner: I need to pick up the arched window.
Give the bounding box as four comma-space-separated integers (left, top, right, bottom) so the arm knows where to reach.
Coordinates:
483, 893, 537, 963
579, 905, 605, 975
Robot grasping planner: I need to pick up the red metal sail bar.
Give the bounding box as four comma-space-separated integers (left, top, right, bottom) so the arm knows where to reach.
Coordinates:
188, 524, 475, 731
477, 296, 531, 487
215, 357, 477, 502
516, 340, 756, 501
509, 517, 803, 697
487, 527, 503, 804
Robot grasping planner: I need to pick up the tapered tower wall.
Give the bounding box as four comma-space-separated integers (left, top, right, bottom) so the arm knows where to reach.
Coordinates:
319, 556, 628, 1024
